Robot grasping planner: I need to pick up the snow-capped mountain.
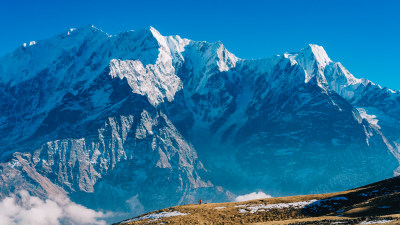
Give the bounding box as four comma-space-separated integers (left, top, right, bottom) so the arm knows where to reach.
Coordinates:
0, 25, 399, 222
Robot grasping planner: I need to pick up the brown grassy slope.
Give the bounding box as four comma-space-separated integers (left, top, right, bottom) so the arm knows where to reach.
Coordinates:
116, 176, 400, 224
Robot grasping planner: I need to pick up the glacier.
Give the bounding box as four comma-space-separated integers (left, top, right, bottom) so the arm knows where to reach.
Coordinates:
0, 25, 400, 223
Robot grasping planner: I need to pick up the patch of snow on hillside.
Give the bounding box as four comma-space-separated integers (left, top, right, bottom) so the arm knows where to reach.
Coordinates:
237, 199, 318, 214
360, 219, 396, 224
238, 209, 248, 213
122, 211, 188, 223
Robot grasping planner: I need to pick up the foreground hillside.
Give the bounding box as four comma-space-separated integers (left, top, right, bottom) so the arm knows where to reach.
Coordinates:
117, 176, 400, 224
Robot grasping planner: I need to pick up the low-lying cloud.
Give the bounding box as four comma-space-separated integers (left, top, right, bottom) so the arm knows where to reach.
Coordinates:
234, 191, 272, 202
0, 190, 109, 225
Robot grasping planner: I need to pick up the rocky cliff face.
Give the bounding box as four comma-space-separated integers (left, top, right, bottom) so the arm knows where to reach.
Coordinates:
0, 26, 399, 221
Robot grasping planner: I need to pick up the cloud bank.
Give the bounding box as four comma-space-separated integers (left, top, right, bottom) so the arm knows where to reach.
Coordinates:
234, 192, 272, 202
0, 191, 109, 225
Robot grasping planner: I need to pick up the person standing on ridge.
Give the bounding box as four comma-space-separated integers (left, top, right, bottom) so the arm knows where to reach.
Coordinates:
198, 199, 202, 205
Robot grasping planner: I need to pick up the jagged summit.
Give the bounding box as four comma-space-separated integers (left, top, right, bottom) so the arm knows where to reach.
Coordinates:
304, 44, 332, 67
1, 26, 359, 92
1, 24, 393, 96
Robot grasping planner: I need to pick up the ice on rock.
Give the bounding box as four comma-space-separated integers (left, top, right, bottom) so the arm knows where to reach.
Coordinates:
357, 108, 380, 129
108, 27, 184, 106
216, 43, 239, 72
109, 58, 182, 106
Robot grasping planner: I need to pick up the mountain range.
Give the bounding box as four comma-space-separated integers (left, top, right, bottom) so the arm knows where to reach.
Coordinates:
0, 25, 399, 223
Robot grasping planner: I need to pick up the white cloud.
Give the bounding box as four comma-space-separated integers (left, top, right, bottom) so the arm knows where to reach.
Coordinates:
126, 194, 145, 216
234, 192, 272, 202
0, 190, 109, 225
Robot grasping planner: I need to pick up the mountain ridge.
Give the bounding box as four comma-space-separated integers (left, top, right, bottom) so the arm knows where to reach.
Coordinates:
0, 25, 399, 223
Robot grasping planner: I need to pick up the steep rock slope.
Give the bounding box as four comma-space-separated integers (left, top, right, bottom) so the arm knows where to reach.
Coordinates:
166, 43, 400, 196
0, 26, 231, 220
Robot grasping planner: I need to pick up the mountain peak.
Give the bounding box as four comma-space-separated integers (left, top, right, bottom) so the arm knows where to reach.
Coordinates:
149, 26, 159, 33
148, 26, 166, 44
284, 44, 331, 70
303, 44, 332, 67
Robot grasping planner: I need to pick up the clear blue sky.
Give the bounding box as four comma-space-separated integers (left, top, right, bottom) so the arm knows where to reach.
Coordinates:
1, 0, 399, 90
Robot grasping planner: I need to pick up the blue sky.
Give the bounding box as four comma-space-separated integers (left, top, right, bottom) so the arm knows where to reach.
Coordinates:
1, 0, 399, 89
